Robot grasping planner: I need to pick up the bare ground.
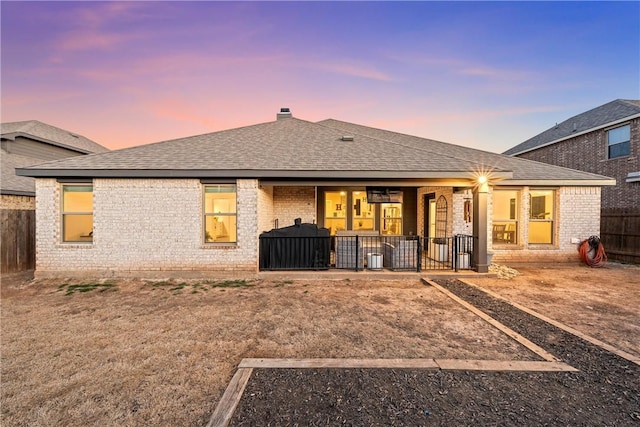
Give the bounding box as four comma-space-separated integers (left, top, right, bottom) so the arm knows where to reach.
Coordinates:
471, 262, 640, 357
1, 263, 638, 426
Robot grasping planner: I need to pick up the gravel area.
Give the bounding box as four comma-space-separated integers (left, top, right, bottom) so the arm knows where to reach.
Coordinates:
229, 279, 640, 426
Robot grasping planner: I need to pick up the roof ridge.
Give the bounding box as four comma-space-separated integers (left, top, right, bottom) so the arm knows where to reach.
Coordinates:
317, 119, 508, 170
504, 99, 640, 155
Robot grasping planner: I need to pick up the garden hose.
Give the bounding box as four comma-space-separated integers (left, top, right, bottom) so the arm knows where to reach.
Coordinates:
578, 235, 607, 267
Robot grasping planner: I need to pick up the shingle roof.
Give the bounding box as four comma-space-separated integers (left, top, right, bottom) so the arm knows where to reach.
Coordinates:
318, 119, 615, 183
17, 115, 614, 185
2, 120, 109, 195
1, 153, 45, 196
503, 99, 640, 156
1, 120, 109, 154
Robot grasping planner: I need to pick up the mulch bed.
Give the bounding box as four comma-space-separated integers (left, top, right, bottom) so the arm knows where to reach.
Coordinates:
229, 279, 640, 426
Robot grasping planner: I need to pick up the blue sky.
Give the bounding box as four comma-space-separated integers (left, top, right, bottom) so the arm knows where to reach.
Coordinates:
2, 1, 638, 153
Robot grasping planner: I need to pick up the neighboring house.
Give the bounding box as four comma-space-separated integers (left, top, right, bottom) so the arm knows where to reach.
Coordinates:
1, 120, 109, 273
17, 109, 615, 278
504, 99, 640, 263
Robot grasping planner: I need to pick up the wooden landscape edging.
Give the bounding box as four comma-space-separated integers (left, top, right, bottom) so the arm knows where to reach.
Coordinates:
239, 358, 575, 372
422, 278, 561, 363
206, 367, 253, 427
460, 279, 640, 367
208, 357, 576, 427
206, 279, 583, 427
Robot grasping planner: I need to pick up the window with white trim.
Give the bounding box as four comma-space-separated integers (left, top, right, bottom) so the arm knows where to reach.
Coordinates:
62, 184, 93, 242
607, 124, 631, 159
204, 185, 237, 243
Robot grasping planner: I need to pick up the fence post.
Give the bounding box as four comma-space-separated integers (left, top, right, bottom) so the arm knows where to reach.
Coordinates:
453, 235, 458, 272
417, 236, 422, 272
355, 235, 360, 272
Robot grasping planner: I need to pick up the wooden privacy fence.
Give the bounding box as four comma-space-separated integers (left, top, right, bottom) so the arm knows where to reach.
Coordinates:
600, 207, 640, 264
1, 209, 35, 274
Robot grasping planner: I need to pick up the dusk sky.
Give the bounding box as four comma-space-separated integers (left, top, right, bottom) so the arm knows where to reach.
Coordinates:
2, 1, 638, 153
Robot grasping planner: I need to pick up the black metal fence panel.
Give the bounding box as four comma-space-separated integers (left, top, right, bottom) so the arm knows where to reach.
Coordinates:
334, 235, 422, 272
259, 236, 331, 270
259, 233, 475, 272
453, 234, 475, 271
422, 235, 475, 271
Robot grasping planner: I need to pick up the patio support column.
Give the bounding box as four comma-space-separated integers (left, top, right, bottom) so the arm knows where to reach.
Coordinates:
473, 179, 489, 273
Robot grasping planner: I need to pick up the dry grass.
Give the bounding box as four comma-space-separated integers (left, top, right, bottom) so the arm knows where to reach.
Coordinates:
1, 277, 531, 426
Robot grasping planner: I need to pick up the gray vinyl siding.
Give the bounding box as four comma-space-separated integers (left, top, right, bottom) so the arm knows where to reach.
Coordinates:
1, 137, 83, 161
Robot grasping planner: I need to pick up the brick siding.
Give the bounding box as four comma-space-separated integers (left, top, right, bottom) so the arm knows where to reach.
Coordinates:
33, 179, 603, 276
272, 186, 316, 228
515, 118, 639, 209
490, 186, 601, 263
35, 178, 261, 278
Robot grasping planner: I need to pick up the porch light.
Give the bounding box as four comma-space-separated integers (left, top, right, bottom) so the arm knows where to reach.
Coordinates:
477, 175, 489, 193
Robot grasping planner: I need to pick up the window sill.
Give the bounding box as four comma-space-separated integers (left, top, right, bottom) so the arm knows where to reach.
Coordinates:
57, 242, 94, 248
492, 243, 522, 248
602, 155, 634, 162
201, 243, 238, 249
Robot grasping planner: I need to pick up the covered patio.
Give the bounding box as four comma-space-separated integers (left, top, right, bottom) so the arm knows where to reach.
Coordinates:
258, 179, 493, 273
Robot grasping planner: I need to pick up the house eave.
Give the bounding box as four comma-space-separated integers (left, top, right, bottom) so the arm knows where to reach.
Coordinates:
507, 112, 640, 156
499, 179, 616, 187
2, 132, 95, 155
16, 168, 514, 180
262, 178, 481, 187
0, 189, 36, 197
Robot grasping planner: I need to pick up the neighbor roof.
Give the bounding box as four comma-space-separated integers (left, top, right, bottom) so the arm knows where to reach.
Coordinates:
2, 120, 109, 196
17, 114, 615, 186
504, 99, 640, 156
1, 120, 109, 154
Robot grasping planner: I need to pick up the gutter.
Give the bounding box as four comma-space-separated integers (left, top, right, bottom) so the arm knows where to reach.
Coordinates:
15, 168, 515, 180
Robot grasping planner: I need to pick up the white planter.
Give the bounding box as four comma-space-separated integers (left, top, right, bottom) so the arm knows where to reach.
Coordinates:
457, 252, 470, 269
431, 243, 449, 262
367, 253, 383, 270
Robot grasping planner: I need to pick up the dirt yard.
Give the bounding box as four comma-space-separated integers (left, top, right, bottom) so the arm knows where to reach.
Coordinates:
472, 262, 640, 357
1, 263, 638, 426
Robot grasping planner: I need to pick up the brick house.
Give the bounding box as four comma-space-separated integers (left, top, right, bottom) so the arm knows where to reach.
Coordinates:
504, 99, 640, 263
17, 109, 615, 278
1, 120, 108, 273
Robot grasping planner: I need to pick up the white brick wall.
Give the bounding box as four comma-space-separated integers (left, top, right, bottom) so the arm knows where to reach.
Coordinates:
491, 186, 601, 263
257, 185, 274, 233
273, 186, 316, 227
35, 178, 260, 277
417, 187, 454, 238
452, 189, 473, 236
33, 178, 603, 275
558, 186, 601, 248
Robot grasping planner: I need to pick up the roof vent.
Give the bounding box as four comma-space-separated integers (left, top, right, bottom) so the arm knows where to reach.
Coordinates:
277, 107, 292, 120
340, 135, 354, 141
